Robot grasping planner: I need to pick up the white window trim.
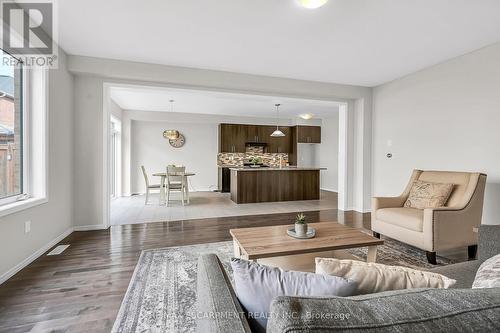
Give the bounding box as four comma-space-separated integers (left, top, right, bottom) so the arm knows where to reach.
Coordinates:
0, 67, 49, 218
0, 58, 25, 207
0, 197, 48, 217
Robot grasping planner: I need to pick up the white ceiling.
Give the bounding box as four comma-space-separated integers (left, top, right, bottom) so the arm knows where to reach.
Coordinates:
58, 0, 500, 86
110, 86, 340, 119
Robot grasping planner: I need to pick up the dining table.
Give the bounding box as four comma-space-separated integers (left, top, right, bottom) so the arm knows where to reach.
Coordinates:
153, 172, 195, 205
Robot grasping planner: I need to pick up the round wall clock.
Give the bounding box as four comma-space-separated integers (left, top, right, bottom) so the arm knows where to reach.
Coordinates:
169, 134, 186, 148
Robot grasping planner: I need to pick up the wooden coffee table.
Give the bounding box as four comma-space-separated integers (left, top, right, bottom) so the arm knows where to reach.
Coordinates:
230, 222, 384, 266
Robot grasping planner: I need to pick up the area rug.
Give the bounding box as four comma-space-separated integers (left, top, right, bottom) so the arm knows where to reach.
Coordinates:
112, 237, 456, 333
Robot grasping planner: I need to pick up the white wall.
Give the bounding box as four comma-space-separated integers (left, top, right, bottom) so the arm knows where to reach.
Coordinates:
73, 76, 105, 229
320, 114, 340, 192
297, 144, 320, 168
293, 112, 340, 193
373, 42, 500, 225
110, 99, 123, 120
131, 120, 218, 192
292, 112, 340, 192
0, 49, 74, 281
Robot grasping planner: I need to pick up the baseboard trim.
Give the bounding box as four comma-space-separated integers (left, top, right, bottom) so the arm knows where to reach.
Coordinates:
341, 207, 372, 213
130, 189, 212, 195
320, 188, 338, 193
0, 227, 74, 285
74, 224, 109, 231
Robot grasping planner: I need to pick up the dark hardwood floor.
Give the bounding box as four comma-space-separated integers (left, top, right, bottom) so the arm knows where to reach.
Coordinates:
0, 210, 368, 332
0, 209, 467, 332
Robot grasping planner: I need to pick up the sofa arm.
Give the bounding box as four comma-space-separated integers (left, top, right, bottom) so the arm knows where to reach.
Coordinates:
422, 207, 480, 252
196, 254, 251, 333
267, 289, 500, 333
478, 225, 500, 262
372, 196, 406, 211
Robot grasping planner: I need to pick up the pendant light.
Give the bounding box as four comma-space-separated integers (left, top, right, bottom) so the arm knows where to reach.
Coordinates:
271, 104, 285, 137
163, 100, 180, 140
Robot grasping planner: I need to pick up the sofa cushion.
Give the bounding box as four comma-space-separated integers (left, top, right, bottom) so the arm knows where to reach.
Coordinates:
478, 225, 500, 262
376, 207, 424, 232
431, 260, 481, 289
231, 258, 357, 333
316, 257, 456, 295
266, 288, 500, 333
473, 253, 500, 289
404, 180, 454, 209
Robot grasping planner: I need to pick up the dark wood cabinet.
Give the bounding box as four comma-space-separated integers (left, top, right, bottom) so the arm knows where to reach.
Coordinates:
219, 124, 246, 152
245, 125, 270, 143
219, 123, 293, 153
258, 126, 271, 143
231, 169, 320, 203
297, 125, 321, 143
245, 125, 259, 142
267, 126, 291, 153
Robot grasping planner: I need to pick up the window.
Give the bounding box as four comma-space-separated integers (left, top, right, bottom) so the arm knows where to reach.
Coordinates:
0, 47, 48, 215
0, 49, 23, 205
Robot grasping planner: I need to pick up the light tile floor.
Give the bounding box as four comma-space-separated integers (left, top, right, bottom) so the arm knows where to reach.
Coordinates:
111, 190, 338, 225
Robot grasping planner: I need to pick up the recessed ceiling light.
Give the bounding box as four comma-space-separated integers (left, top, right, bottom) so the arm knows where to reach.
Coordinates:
298, 0, 329, 9
299, 113, 314, 120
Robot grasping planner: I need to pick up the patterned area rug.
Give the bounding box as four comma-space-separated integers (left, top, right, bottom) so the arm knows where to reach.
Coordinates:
112, 237, 455, 333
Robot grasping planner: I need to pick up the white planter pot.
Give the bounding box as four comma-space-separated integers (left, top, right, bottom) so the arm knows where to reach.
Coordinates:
295, 223, 307, 236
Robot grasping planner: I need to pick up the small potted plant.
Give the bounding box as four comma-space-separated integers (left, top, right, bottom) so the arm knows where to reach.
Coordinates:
249, 156, 261, 167
295, 213, 307, 236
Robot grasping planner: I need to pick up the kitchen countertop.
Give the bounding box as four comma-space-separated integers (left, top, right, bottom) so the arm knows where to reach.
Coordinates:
229, 167, 327, 171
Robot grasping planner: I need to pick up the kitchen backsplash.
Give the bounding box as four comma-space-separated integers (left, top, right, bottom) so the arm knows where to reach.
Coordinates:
218, 152, 289, 167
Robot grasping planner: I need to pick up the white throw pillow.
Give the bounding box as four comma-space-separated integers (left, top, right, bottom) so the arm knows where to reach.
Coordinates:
472, 254, 500, 289
316, 257, 456, 295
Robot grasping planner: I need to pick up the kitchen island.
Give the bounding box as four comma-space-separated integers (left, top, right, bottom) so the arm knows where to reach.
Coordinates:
230, 167, 325, 204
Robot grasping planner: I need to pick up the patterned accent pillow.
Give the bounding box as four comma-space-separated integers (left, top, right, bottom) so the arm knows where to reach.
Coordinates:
404, 180, 454, 209
472, 254, 500, 289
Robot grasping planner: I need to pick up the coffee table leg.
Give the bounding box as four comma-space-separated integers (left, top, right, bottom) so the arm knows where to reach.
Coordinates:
367, 246, 378, 263
233, 239, 241, 258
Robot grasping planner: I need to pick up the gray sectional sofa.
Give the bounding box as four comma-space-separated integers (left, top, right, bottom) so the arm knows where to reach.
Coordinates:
196, 225, 500, 333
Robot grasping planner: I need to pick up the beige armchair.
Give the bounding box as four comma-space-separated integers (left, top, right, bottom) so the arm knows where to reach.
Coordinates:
372, 170, 487, 264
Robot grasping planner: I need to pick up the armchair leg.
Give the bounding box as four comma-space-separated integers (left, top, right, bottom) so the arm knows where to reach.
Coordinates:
373, 232, 381, 239
468, 245, 478, 260
426, 251, 437, 265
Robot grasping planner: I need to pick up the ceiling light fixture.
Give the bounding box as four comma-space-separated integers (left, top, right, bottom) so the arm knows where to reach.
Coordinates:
271, 104, 285, 137
299, 113, 314, 120
298, 0, 329, 9
163, 100, 180, 140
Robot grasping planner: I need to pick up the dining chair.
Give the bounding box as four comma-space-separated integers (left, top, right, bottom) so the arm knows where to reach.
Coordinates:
166, 165, 186, 206
141, 165, 163, 205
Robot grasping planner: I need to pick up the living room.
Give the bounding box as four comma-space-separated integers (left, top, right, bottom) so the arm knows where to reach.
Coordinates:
0, 1, 499, 332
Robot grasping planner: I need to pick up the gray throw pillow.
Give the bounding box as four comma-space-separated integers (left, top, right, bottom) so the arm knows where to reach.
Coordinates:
472, 253, 500, 289
230, 258, 358, 333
